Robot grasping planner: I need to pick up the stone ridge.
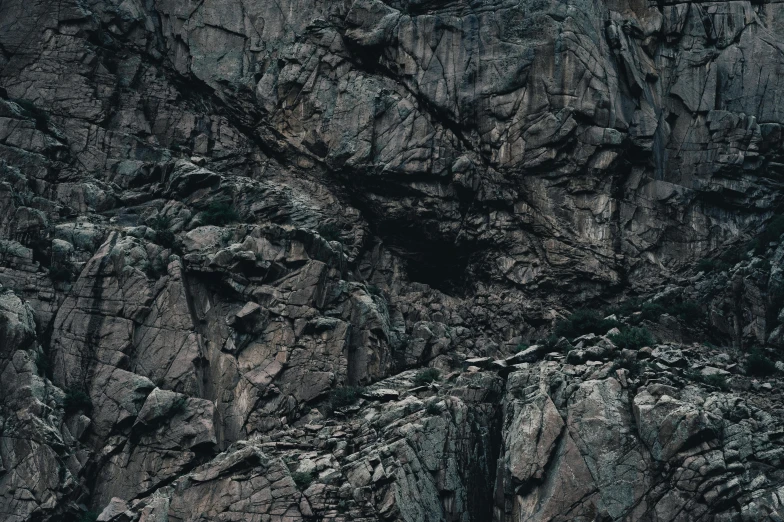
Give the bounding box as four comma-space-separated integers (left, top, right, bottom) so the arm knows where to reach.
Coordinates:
0, 0, 783, 521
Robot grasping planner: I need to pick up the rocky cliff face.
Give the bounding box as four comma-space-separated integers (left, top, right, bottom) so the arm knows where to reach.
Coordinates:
1, 0, 784, 521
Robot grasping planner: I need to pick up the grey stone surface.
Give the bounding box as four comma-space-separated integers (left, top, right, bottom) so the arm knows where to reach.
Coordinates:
1, 0, 784, 520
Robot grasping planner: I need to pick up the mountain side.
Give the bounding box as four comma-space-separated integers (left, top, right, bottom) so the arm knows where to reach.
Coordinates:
1, 0, 784, 521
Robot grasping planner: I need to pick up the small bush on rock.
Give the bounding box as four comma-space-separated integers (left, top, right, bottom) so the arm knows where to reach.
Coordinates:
76, 511, 99, 522
639, 302, 666, 322
554, 309, 620, 340
696, 258, 730, 273
609, 327, 654, 350
330, 386, 363, 409
171, 396, 188, 414
426, 402, 441, 415
686, 370, 731, 391
202, 202, 239, 226
637, 299, 703, 325
413, 368, 440, 386
606, 298, 642, 318
542, 334, 560, 350
291, 471, 314, 490
746, 349, 776, 377
318, 223, 341, 242
49, 263, 74, 283
64, 388, 92, 413
671, 300, 703, 325
703, 374, 730, 391
35, 351, 50, 377
157, 230, 176, 249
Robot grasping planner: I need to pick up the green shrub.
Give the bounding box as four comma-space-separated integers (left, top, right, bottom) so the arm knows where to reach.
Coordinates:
610, 350, 641, 376
639, 302, 666, 322
149, 215, 176, 248
148, 214, 171, 230
291, 471, 314, 490
554, 309, 620, 340
686, 370, 731, 391
413, 368, 440, 386
49, 263, 73, 283
63, 388, 92, 413
330, 386, 363, 409
514, 342, 529, 353
542, 334, 560, 350
746, 349, 776, 377
35, 351, 50, 377
76, 512, 99, 522
609, 327, 654, 350
703, 374, 730, 391
639, 299, 702, 325
318, 223, 341, 242
606, 298, 642, 318
722, 248, 744, 268
171, 396, 188, 414
156, 229, 176, 249
671, 300, 703, 325
202, 202, 239, 226
426, 402, 441, 415
696, 258, 730, 273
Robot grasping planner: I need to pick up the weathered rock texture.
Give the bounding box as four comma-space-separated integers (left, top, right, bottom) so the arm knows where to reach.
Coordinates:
1, 0, 784, 520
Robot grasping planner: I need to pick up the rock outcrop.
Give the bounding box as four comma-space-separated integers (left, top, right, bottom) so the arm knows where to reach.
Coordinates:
1, 0, 784, 520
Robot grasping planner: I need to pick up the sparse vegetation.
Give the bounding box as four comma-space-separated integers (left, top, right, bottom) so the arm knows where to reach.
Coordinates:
156, 229, 176, 249
49, 263, 74, 283
671, 300, 703, 325
413, 368, 440, 386
745, 348, 776, 377
63, 388, 92, 413
635, 298, 703, 325
611, 350, 649, 378
639, 301, 666, 321
696, 258, 731, 274
76, 511, 99, 522
318, 223, 341, 242
202, 201, 239, 226
426, 402, 441, 415
541, 334, 560, 351
686, 370, 731, 391
291, 471, 314, 490
697, 214, 784, 273
330, 386, 364, 409
514, 342, 529, 353
149, 215, 177, 249
703, 374, 730, 391
606, 298, 643, 318
609, 326, 654, 350
35, 351, 50, 377
171, 395, 188, 414
554, 308, 620, 340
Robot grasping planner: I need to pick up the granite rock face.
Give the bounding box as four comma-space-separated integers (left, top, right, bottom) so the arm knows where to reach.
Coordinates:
1, 0, 784, 520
